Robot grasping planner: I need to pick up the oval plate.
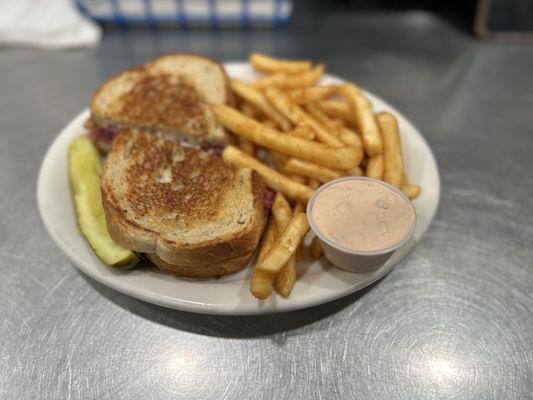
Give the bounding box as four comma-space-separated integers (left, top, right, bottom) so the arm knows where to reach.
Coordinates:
37, 62, 440, 315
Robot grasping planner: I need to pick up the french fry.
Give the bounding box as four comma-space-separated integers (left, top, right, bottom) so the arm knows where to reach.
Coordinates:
258, 219, 277, 261
253, 64, 324, 90
212, 105, 362, 169
338, 127, 363, 148
271, 192, 297, 294
340, 84, 383, 156
293, 203, 304, 260
288, 125, 315, 141
237, 136, 255, 155
402, 171, 408, 187
366, 155, 384, 180
271, 192, 298, 292
223, 146, 314, 204
264, 87, 344, 148
238, 106, 259, 154
249, 74, 284, 90
288, 86, 337, 105
377, 112, 403, 188
305, 103, 340, 133
309, 236, 323, 259
402, 184, 421, 200
287, 174, 307, 185
250, 267, 274, 300
284, 158, 347, 183
308, 178, 321, 190
250, 218, 277, 299
318, 100, 357, 126
240, 102, 257, 118
262, 119, 278, 129
250, 53, 312, 74
239, 105, 260, 154
258, 213, 310, 274
347, 166, 364, 176
273, 256, 296, 298
272, 192, 292, 230
330, 118, 346, 127
231, 80, 291, 131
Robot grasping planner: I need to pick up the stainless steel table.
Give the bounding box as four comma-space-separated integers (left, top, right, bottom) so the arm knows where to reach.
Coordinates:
1, 9, 532, 400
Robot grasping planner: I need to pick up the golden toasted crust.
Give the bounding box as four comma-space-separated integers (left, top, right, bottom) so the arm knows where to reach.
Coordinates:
101, 130, 266, 275
112, 131, 235, 223
148, 252, 253, 278
114, 74, 208, 136
90, 54, 230, 145
145, 53, 234, 105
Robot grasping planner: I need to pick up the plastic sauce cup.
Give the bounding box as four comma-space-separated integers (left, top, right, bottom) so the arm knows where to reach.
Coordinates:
306, 177, 417, 273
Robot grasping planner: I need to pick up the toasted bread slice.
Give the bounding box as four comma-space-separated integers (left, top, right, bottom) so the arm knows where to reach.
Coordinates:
101, 130, 265, 277
90, 54, 231, 147
145, 54, 233, 105
147, 252, 253, 279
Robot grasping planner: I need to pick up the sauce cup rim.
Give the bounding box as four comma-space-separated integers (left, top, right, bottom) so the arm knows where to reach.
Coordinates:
306, 176, 417, 256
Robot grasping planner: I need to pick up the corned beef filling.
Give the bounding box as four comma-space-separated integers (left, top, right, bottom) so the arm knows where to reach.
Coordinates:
263, 188, 276, 218
88, 126, 118, 147
199, 141, 224, 157
87, 126, 224, 156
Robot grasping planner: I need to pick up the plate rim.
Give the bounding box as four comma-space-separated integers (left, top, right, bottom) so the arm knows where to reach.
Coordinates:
37, 62, 440, 315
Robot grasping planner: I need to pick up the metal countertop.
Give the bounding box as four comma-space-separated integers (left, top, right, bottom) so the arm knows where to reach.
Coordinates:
1, 8, 532, 400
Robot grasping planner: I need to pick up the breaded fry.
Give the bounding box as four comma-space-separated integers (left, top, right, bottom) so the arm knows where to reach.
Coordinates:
284, 158, 347, 183
253, 65, 324, 90
338, 127, 363, 148
305, 102, 340, 133
402, 184, 421, 200
212, 105, 362, 169
309, 236, 323, 259
223, 146, 314, 203
264, 87, 344, 148
346, 166, 364, 176
288, 86, 337, 105
272, 192, 292, 230
231, 80, 291, 131
293, 203, 305, 260
287, 174, 307, 184
274, 256, 296, 298
250, 218, 277, 299
318, 100, 357, 126
377, 112, 403, 188
288, 125, 316, 141
240, 102, 257, 118
258, 213, 310, 274
366, 155, 384, 180
340, 84, 383, 156
308, 179, 321, 190
250, 53, 312, 74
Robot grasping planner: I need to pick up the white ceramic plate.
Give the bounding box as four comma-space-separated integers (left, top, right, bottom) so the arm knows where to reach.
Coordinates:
37, 62, 440, 315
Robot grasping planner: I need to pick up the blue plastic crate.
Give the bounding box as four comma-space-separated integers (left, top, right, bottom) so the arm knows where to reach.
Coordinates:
76, 0, 293, 27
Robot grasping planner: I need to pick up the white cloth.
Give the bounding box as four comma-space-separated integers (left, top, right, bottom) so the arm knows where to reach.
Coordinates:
0, 0, 101, 49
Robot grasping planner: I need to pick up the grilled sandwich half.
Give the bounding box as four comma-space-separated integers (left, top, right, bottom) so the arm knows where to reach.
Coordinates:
88, 54, 232, 152
100, 130, 265, 278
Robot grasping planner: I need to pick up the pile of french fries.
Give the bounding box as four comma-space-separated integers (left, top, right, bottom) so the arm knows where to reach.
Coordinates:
212, 53, 421, 300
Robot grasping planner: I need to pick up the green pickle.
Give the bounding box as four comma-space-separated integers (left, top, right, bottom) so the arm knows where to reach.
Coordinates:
68, 136, 139, 268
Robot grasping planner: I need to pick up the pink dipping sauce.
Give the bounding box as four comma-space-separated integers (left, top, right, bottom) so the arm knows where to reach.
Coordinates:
311, 179, 415, 252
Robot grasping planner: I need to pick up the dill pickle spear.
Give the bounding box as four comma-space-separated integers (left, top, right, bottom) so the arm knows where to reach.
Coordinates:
68, 136, 138, 268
